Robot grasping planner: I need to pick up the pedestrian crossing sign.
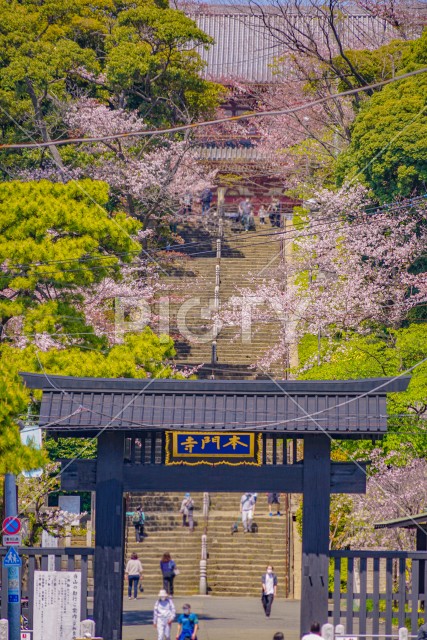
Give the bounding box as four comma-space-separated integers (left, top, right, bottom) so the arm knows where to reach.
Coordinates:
3, 547, 22, 567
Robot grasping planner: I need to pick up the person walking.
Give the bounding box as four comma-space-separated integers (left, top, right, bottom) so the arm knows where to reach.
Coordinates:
153, 589, 176, 640
302, 622, 322, 640
268, 197, 281, 228
238, 197, 253, 231
160, 552, 177, 595
200, 188, 213, 215
182, 192, 193, 215
240, 492, 256, 533
180, 493, 195, 532
130, 506, 145, 541
125, 552, 143, 600
259, 205, 267, 224
267, 493, 281, 517
261, 565, 277, 617
176, 603, 199, 640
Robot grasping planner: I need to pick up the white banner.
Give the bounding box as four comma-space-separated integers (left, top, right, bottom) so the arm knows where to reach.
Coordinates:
33, 571, 81, 640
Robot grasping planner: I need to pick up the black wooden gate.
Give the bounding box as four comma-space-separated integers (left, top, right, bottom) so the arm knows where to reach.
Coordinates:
331, 550, 427, 636
21, 373, 410, 640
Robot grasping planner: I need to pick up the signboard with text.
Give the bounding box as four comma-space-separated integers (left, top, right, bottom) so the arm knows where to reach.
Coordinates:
3, 534, 22, 546
33, 571, 81, 640
165, 431, 261, 466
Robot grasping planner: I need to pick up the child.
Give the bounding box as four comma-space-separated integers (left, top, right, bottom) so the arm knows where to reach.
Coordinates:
176, 603, 199, 640
259, 205, 266, 224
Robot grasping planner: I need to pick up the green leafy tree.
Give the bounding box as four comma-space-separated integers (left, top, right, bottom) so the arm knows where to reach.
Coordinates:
0, 0, 101, 168
297, 325, 427, 457
4, 327, 180, 379
0, 0, 221, 172
0, 363, 45, 474
0, 179, 141, 344
336, 31, 427, 199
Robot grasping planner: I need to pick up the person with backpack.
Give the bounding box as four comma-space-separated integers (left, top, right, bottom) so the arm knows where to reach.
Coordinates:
180, 493, 195, 532
153, 589, 176, 640
160, 552, 178, 595
129, 506, 145, 542
176, 603, 199, 640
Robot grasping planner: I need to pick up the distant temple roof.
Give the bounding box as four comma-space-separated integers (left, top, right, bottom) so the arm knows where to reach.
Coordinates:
188, 4, 407, 82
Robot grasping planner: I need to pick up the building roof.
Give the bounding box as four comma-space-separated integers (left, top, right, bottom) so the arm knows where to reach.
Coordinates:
21, 373, 409, 434
198, 145, 263, 161
190, 4, 400, 82
374, 512, 427, 530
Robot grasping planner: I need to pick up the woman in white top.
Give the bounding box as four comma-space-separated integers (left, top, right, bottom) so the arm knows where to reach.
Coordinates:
125, 552, 143, 599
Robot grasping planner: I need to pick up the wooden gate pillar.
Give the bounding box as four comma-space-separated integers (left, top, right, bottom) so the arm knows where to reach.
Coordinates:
94, 432, 125, 640
300, 435, 331, 636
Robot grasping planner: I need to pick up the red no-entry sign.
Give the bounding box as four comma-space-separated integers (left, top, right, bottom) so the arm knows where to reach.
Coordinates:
2, 516, 21, 535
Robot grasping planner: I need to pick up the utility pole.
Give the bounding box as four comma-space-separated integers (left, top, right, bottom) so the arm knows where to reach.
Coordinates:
4, 473, 21, 640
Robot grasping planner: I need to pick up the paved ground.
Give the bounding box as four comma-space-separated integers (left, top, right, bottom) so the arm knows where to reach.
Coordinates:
122, 596, 301, 640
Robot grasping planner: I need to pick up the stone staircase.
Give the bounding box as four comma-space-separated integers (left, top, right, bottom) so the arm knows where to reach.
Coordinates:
155, 216, 285, 379
206, 492, 290, 597
125, 492, 293, 598
125, 492, 205, 596
216, 223, 284, 378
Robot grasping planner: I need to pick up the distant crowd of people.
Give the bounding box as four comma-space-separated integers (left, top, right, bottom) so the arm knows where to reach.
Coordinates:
179, 189, 288, 231
236, 196, 283, 231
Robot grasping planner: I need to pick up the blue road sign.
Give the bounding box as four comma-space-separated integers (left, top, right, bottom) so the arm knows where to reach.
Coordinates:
8, 594, 19, 603
2, 516, 21, 535
3, 547, 22, 567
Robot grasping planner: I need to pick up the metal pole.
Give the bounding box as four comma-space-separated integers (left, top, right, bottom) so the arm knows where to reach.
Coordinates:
4, 474, 20, 640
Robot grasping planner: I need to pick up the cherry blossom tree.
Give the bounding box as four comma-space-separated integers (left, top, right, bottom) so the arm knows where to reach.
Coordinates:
348, 450, 427, 550
18, 462, 87, 546
220, 185, 427, 369
354, 0, 427, 39
64, 99, 216, 230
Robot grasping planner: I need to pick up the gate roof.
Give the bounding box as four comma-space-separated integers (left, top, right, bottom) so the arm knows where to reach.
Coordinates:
21, 373, 409, 435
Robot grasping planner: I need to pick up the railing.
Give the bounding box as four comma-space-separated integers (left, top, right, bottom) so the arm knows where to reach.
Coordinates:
321, 623, 411, 640
198, 493, 210, 595
208, 214, 222, 375
0, 547, 94, 630
330, 550, 427, 636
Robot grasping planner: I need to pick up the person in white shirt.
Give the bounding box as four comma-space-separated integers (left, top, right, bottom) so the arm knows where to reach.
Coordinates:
302, 621, 322, 640
125, 553, 143, 600
240, 492, 257, 533
153, 589, 176, 640
261, 565, 278, 617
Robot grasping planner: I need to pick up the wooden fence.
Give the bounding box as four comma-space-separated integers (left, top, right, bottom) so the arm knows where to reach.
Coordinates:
330, 550, 427, 636
0, 546, 94, 629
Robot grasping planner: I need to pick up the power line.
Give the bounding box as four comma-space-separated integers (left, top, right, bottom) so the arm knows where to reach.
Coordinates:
1, 68, 426, 151
4, 193, 426, 271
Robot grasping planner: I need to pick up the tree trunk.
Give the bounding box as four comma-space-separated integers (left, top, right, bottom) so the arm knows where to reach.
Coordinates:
25, 78, 65, 170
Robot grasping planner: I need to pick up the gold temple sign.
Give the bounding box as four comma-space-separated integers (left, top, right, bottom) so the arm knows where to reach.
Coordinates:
165, 431, 261, 466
